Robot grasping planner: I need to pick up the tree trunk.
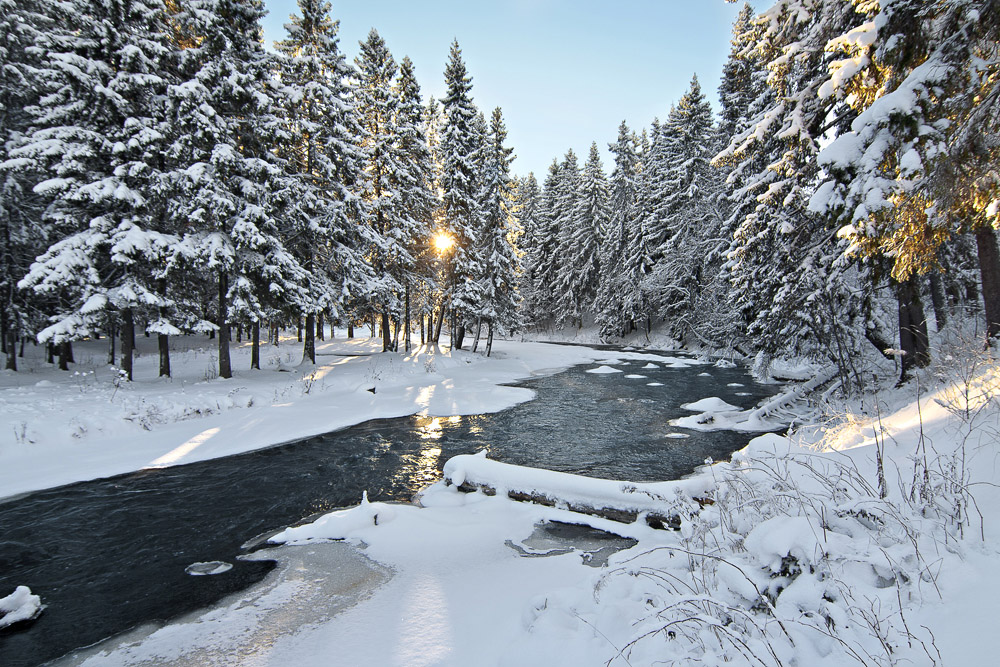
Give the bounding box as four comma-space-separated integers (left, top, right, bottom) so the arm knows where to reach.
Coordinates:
486, 322, 495, 357
317, 312, 325, 341
404, 282, 411, 353
471, 317, 482, 353
381, 311, 391, 352
218, 271, 232, 379
236, 325, 242, 343
347, 321, 354, 339
928, 273, 947, 331
434, 306, 445, 344
304, 312, 316, 364
455, 323, 466, 350
251, 321, 260, 370
46, 342, 54, 365
420, 314, 426, 346
58, 341, 70, 371
976, 225, 1000, 342
108, 322, 115, 366
5, 327, 16, 371
897, 276, 930, 383
0, 306, 7, 356
297, 319, 303, 343
158, 333, 170, 377
122, 307, 135, 380
65, 340, 75, 363
157, 279, 171, 377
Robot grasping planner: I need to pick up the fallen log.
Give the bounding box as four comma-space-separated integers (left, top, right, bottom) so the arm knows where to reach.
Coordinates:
442, 454, 716, 531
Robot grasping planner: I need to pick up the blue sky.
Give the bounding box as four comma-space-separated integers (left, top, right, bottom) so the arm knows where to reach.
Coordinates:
261, 1, 760, 178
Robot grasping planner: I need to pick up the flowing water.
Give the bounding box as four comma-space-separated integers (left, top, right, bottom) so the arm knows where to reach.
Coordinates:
0, 351, 777, 666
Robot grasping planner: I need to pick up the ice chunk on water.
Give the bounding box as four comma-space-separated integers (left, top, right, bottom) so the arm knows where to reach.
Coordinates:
0, 585, 42, 628
646, 382, 664, 387
642, 363, 659, 369
624, 374, 647, 379
663, 433, 690, 439
727, 383, 745, 387
185, 561, 233, 576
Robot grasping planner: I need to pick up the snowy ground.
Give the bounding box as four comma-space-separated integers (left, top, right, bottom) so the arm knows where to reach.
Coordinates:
5, 331, 999, 666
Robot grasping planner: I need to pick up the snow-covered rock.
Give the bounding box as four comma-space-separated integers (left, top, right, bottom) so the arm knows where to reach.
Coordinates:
0, 586, 42, 628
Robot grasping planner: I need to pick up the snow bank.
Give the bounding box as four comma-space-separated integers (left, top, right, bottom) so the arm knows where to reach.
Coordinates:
0, 586, 42, 628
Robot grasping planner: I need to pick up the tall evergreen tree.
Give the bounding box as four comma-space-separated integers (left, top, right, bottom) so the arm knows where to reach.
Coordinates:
167, 0, 310, 379
394, 55, 439, 351
275, 0, 369, 365
474, 107, 521, 354
17, 0, 183, 379
438, 40, 482, 348
355, 29, 407, 351
595, 121, 640, 339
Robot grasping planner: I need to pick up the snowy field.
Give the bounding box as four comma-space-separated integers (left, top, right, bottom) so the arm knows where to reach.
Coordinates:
4, 334, 999, 666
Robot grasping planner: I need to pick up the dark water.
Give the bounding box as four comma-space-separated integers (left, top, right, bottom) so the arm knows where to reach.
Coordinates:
0, 352, 777, 666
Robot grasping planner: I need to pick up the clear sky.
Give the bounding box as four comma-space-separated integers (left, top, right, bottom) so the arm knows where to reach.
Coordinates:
260, 1, 760, 179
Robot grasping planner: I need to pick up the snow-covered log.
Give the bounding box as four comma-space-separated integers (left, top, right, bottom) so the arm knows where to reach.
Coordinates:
441, 452, 714, 529
748, 367, 838, 423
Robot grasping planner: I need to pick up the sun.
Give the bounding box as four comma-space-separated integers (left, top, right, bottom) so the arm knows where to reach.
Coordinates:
432, 231, 455, 253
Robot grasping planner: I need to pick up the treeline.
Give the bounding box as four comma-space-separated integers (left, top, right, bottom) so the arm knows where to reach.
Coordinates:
519, 0, 999, 386
0, 0, 521, 377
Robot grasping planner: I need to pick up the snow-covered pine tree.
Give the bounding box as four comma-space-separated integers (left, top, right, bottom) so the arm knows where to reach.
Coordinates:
645, 75, 724, 342
529, 159, 563, 329
394, 56, 439, 351
355, 29, 409, 351
595, 121, 640, 339
0, 0, 58, 371
551, 148, 582, 327
813, 0, 1000, 346
16, 0, 185, 379
513, 172, 543, 326
439, 40, 483, 349
168, 0, 310, 378
556, 143, 607, 328
275, 0, 369, 365
474, 107, 520, 355
712, 2, 772, 352
716, 0, 866, 382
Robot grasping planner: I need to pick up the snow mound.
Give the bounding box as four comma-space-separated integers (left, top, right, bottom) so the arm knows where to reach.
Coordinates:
647, 382, 664, 387
641, 363, 659, 369
727, 382, 744, 387
663, 433, 690, 439
697, 372, 712, 377
624, 374, 647, 379
713, 359, 737, 368
270, 492, 397, 544
586, 365, 622, 374
0, 586, 42, 628
681, 397, 740, 412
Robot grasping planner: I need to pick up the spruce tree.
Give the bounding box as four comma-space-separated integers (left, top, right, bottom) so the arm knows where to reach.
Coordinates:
394, 56, 438, 351
475, 107, 520, 354
17, 0, 182, 379
168, 0, 309, 378
275, 0, 368, 365
438, 40, 482, 348
596, 121, 640, 339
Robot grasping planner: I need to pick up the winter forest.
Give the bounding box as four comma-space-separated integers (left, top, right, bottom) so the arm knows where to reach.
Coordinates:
1, 0, 999, 388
